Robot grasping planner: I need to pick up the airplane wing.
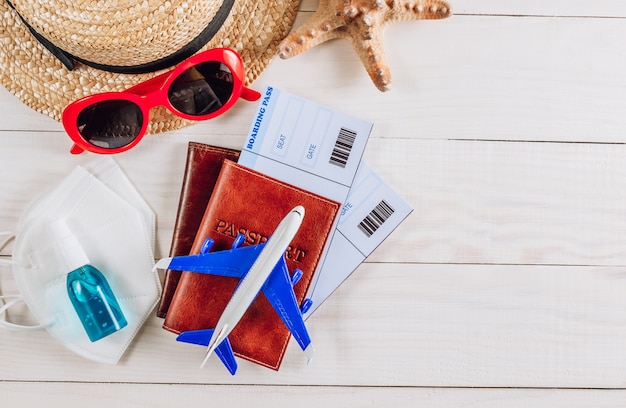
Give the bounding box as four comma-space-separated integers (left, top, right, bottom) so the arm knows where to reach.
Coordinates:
164, 236, 267, 279
176, 329, 238, 375
261, 256, 315, 362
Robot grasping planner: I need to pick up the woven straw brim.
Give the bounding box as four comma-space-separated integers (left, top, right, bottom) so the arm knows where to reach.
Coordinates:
0, 0, 299, 135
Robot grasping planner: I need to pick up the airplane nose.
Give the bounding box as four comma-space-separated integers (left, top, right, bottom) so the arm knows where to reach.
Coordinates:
292, 205, 305, 218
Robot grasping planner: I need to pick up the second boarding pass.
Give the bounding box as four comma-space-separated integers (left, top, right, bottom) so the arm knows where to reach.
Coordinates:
238, 86, 413, 317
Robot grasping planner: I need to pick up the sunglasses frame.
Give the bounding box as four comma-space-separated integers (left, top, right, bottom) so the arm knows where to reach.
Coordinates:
62, 48, 261, 154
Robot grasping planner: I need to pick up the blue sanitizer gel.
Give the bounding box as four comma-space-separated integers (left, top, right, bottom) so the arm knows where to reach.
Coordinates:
67, 266, 127, 342
49, 219, 127, 342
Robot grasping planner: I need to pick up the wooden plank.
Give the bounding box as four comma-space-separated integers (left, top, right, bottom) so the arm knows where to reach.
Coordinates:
2, 382, 626, 407
298, 0, 626, 17
4, 16, 626, 144
276, 15, 626, 144
3, 136, 626, 268
364, 138, 626, 266
453, 0, 626, 17
3, 263, 626, 388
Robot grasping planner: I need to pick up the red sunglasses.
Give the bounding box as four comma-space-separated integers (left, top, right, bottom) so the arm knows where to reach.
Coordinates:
62, 48, 261, 154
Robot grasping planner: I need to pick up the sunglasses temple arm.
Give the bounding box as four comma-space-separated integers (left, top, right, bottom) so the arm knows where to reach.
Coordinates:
70, 143, 86, 155
240, 87, 262, 102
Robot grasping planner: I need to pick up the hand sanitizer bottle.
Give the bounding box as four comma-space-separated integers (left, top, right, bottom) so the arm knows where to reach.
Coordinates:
49, 219, 127, 342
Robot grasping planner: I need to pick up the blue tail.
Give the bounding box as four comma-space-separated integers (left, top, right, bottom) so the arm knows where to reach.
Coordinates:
176, 329, 238, 375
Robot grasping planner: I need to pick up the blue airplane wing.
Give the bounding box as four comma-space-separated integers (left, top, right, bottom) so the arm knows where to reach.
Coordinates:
166, 237, 266, 279
261, 257, 314, 359
176, 329, 238, 375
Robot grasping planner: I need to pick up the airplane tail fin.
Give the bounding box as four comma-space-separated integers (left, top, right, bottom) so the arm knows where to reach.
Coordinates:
176, 329, 238, 375
303, 344, 315, 365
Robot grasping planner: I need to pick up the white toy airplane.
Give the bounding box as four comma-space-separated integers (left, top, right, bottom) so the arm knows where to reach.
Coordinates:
155, 206, 314, 374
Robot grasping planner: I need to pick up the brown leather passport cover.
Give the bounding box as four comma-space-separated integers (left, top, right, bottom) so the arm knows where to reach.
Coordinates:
163, 160, 340, 370
156, 142, 241, 318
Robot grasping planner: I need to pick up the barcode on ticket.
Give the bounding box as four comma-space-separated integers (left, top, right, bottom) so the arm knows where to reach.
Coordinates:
329, 127, 357, 168
358, 200, 395, 237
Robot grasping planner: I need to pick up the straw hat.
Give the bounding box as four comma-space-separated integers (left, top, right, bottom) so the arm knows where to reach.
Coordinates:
0, 0, 300, 134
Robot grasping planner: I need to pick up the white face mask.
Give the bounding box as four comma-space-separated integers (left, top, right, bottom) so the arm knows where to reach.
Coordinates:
0, 158, 160, 364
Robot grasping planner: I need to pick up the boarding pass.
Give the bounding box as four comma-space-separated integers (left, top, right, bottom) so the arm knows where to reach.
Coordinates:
238, 86, 412, 317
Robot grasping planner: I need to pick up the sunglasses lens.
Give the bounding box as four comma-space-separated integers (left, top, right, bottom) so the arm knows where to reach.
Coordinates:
168, 61, 234, 116
76, 100, 143, 149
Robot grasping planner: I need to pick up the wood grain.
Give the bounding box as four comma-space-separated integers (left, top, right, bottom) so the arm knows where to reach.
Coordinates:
3, 383, 626, 407
2, 2, 626, 406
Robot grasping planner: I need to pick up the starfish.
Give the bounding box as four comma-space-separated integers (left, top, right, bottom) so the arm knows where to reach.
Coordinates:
278, 0, 451, 91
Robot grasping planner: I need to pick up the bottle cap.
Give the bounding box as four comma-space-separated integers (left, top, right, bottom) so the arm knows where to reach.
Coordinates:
48, 219, 90, 272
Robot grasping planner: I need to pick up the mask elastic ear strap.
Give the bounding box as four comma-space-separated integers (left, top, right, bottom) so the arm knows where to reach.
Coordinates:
0, 233, 52, 330
0, 233, 34, 269
0, 231, 14, 253
0, 296, 54, 331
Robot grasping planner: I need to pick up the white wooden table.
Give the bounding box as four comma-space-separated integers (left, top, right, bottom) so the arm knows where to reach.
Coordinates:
3, 1, 626, 406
